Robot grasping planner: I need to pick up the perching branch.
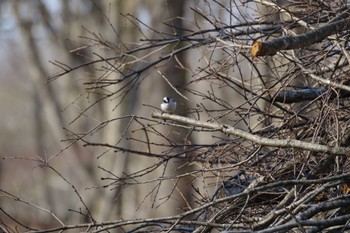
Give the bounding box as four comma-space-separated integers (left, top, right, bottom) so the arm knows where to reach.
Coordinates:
152, 112, 350, 156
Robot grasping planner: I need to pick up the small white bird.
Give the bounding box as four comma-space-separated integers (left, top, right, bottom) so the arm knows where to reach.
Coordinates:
160, 96, 177, 113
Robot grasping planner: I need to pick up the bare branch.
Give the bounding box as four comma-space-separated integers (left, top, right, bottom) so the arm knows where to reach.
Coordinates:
274, 87, 327, 103
252, 19, 350, 57
152, 112, 350, 156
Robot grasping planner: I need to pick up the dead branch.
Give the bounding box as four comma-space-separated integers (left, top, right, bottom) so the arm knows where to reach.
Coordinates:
152, 112, 350, 156
274, 87, 327, 103
251, 18, 350, 57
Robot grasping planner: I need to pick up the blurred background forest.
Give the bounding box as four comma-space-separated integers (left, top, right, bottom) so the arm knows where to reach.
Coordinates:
2, 0, 197, 228
2, 0, 350, 232
3, 0, 236, 230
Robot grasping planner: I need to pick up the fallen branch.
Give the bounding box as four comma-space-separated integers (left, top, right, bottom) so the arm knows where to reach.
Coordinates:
251, 19, 350, 57
274, 87, 327, 103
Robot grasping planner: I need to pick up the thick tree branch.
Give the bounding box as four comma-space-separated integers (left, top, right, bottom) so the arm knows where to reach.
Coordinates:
251, 19, 350, 57
274, 87, 327, 103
